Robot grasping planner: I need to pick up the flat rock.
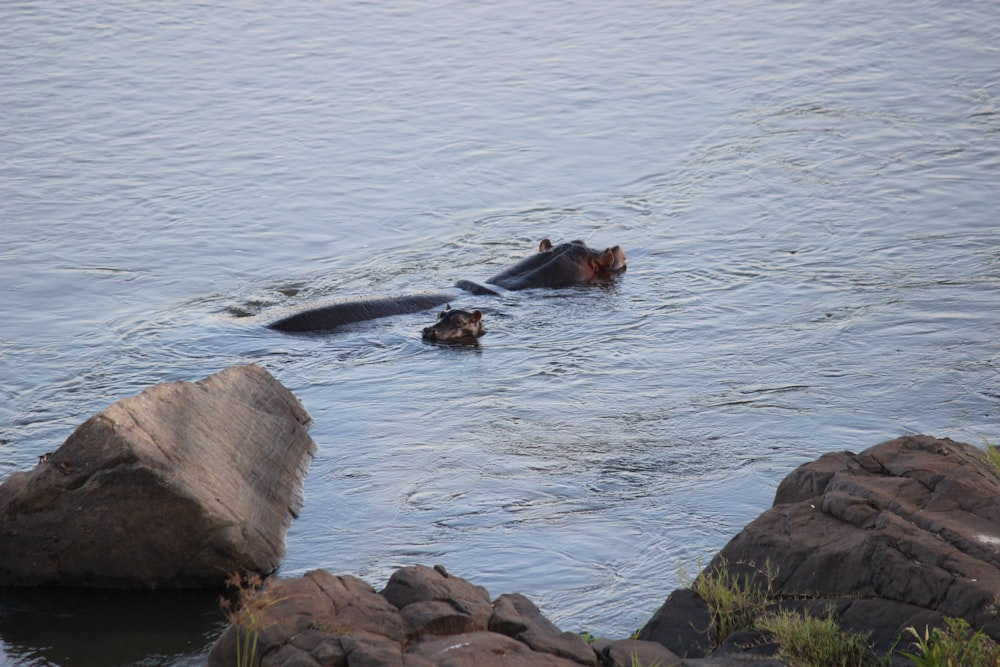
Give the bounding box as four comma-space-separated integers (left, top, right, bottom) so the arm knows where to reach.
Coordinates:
0, 364, 316, 588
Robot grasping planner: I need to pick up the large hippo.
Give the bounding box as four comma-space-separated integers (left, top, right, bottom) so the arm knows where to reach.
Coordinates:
267, 238, 626, 333
485, 238, 627, 290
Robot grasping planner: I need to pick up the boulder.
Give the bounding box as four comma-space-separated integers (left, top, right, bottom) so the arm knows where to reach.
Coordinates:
639, 435, 1000, 659
383, 565, 493, 638
598, 638, 682, 667
490, 593, 597, 665
208, 566, 601, 667
0, 364, 316, 588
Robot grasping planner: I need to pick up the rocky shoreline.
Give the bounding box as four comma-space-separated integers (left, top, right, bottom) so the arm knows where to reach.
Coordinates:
206, 434, 1000, 666
2, 367, 998, 665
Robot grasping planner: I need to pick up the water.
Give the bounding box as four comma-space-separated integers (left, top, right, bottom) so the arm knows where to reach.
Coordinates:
2, 0, 998, 664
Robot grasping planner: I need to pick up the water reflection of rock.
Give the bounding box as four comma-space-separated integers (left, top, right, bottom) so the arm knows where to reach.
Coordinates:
0, 587, 223, 667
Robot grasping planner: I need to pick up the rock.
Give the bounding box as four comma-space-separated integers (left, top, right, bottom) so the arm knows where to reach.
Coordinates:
209, 569, 408, 667
489, 593, 597, 665
383, 565, 493, 638
639, 435, 1000, 659
636, 588, 714, 658
209, 566, 601, 667
0, 364, 316, 588
600, 638, 682, 667
408, 631, 582, 667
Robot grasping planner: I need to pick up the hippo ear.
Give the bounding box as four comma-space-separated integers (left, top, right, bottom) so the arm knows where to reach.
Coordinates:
539, 239, 553, 252
596, 248, 617, 271
470, 310, 482, 322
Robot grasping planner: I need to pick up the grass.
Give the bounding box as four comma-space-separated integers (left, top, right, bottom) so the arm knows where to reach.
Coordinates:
219, 572, 287, 667
981, 439, 1000, 480
628, 652, 661, 667
757, 607, 878, 667
900, 617, 1000, 667
680, 559, 908, 666
681, 558, 775, 645
307, 618, 353, 635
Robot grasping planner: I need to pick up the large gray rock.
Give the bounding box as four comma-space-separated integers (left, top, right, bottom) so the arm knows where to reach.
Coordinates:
0, 364, 316, 588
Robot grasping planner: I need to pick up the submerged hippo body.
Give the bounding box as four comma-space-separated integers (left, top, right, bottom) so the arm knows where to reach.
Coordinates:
267, 238, 626, 334
421, 306, 485, 343
267, 293, 454, 333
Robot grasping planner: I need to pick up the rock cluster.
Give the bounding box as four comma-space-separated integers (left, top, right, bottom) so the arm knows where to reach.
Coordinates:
208, 564, 683, 667
0, 364, 316, 588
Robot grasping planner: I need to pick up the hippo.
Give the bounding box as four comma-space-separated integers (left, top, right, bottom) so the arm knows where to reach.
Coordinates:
267, 238, 626, 333
421, 306, 485, 343
485, 238, 627, 290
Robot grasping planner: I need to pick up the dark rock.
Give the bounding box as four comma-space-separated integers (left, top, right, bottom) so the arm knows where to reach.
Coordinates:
382, 565, 493, 637
601, 638, 681, 666
683, 658, 788, 667
401, 600, 485, 639
636, 588, 714, 657
0, 364, 316, 588
408, 631, 582, 667
489, 593, 597, 665
709, 630, 778, 658
641, 435, 1000, 659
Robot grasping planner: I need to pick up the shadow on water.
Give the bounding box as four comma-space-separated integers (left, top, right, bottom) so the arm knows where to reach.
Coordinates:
0, 587, 223, 667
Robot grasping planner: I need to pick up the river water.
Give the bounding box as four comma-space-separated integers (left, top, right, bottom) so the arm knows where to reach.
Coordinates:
1, 1, 998, 664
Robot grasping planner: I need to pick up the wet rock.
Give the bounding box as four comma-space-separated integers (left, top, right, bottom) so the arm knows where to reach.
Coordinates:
639, 435, 1000, 659
0, 364, 316, 588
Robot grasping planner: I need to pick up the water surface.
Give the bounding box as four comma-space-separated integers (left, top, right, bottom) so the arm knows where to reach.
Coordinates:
1, 0, 998, 664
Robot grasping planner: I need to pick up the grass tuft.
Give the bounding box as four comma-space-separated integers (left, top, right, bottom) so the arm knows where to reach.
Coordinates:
681, 558, 775, 645
757, 606, 876, 667
981, 439, 1000, 480
219, 572, 287, 667
900, 617, 1000, 667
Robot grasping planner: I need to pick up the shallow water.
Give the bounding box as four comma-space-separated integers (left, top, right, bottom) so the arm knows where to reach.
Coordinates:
2, 0, 999, 664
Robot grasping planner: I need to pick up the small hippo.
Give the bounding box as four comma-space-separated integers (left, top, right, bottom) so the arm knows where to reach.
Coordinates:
422, 306, 484, 343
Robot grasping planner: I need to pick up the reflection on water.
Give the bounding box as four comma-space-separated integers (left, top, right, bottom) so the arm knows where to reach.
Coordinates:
0, 588, 222, 667
1, 0, 999, 664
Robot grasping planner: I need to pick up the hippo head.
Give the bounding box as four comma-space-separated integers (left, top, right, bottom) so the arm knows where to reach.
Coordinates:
487, 239, 627, 290
538, 238, 627, 275
422, 306, 485, 343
